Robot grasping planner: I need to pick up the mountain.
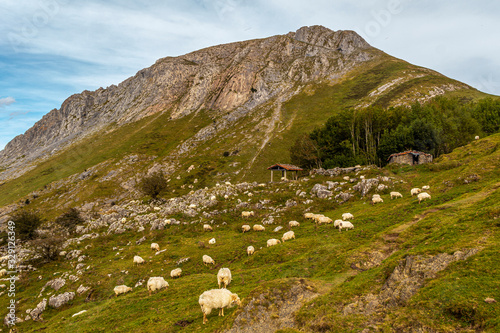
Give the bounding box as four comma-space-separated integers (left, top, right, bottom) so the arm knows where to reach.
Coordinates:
0, 25, 482, 185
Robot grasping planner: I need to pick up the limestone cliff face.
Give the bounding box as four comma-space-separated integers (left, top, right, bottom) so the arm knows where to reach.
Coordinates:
0, 25, 373, 179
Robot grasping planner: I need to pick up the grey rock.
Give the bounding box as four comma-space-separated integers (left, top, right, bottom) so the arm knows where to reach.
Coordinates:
48, 292, 75, 308
45, 278, 66, 291
30, 299, 47, 321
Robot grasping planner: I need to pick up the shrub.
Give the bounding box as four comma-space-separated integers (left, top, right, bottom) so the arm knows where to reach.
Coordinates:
139, 171, 168, 199
32, 234, 65, 262
10, 210, 44, 241
55, 207, 84, 235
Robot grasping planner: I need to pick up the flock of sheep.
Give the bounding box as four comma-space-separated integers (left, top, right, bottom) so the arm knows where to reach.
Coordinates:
111, 184, 432, 324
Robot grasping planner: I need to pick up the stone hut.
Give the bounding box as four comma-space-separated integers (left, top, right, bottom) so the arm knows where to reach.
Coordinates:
387, 151, 433, 165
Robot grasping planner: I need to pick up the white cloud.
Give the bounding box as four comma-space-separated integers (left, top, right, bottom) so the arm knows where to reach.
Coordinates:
0, 97, 15, 108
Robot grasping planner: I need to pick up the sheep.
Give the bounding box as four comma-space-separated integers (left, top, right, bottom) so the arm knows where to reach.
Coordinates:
151, 243, 160, 252
334, 219, 343, 228
267, 239, 281, 247
339, 221, 354, 232
147, 277, 169, 296
203, 224, 213, 232
342, 213, 354, 220
317, 216, 333, 224
217, 268, 232, 289
288, 221, 300, 228
241, 225, 251, 233
199, 288, 241, 324
209, 238, 216, 245
253, 224, 265, 231
422, 185, 430, 190
304, 212, 315, 219
0, 269, 6, 277
241, 211, 255, 218
114, 285, 132, 296
247, 246, 255, 256
390, 191, 403, 199
282, 231, 295, 242
133, 255, 145, 265
312, 214, 325, 223
203, 255, 215, 266
170, 268, 182, 279
210, 195, 217, 201
475, 135, 480, 140
418, 192, 431, 203
411, 188, 421, 196
372, 196, 384, 205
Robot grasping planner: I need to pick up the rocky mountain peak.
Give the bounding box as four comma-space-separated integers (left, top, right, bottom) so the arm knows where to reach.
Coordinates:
292, 25, 371, 53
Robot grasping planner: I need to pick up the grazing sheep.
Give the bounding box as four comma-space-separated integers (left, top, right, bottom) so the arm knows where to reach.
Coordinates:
282, 231, 295, 242
151, 243, 160, 252
317, 216, 333, 224
342, 213, 354, 220
209, 238, 216, 245
304, 212, 315, 219
133, 255, 145, 265
217, 268, 232, 289
288, 221, 300, 228
334, 219, 343, 228
422, 185, 430, 190
390, 191, 403, 199
312, 214, 325, 223
339, 221, 354, 232
170, 268, 182, 279
241, 211, 255, 218
253, 224, 265, 231
372, 194, 381, 198
475, 135, 480, 140
242, 225, 251, 233
372, 196, 384, 205
267, 239, 281, 247
203, 224, 213, 232
147, 277, 169, 296
203, 255, 215, 266
210, 195, 217, 201
411, 188, 421, 196
247, 246, 255, 256
417, 192, 431, 204
114, 285, 132, 296
199, 289, 241, 324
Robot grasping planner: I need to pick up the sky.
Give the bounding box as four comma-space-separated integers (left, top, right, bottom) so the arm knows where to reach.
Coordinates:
1, 0, 499, 150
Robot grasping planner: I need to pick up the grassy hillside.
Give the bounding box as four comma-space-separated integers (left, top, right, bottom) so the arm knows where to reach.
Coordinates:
2, 133, 499, 332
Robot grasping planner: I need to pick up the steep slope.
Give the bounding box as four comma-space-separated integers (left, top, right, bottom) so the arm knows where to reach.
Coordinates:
1, 134, 498, 332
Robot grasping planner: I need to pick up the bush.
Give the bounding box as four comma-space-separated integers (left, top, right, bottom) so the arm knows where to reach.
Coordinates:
139, 171, 168, 199
32, 234, 65, 262
10, 210, 44, 241
55, 208, 84, 235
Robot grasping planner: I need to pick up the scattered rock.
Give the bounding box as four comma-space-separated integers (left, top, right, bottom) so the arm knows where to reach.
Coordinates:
485, 297, 497, 304
30, 299, 47, 321
49, 292, 75, 308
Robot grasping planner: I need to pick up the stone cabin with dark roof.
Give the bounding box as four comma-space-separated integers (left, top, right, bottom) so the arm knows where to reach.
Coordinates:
387, 151, 433, 165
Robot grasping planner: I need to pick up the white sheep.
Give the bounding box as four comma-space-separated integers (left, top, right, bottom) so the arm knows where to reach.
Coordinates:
267, 239, 281, 247
151, 243, 160, 252
247, 246, 255, 256
304, 212, 315, 219
114, 285, 132, 296
253, 224, 265, 231
147, 277, 169, 296
422, 185, 430, 190
317, 216, 333, 224
418, 192, 431, 203
334, 219, 343, 228
203, 255, 215, 266
199, 288, 241, 324
288, 221, 300, 228
133, 255, 145, 265
372, 196, 384, 205
411, 188, 421, 196
339, 221, 354, 232
210, 195, 217, 201
241, 211, 255, 218
312, 214, 325, 223
475, 135, 480, 140
282, 231, 295, 242
241, 225, 251, 233
209, 238, 216, 245
203, 224, 213, 232
170, 268, 182, 279
390, 191, 403, 199
342, 213, 354, 220
217, 268, 232, 289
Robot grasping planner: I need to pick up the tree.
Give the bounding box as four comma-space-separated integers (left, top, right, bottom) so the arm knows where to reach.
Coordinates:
289, 134, 322, 169
32, 234, 65, 262
55, 208, 84, 235
11, 210, 44, 241
139, 171, 168, 199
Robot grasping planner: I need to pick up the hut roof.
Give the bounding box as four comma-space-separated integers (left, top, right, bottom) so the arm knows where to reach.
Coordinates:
267, 164, 303, 171
387, 150, 432, 161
